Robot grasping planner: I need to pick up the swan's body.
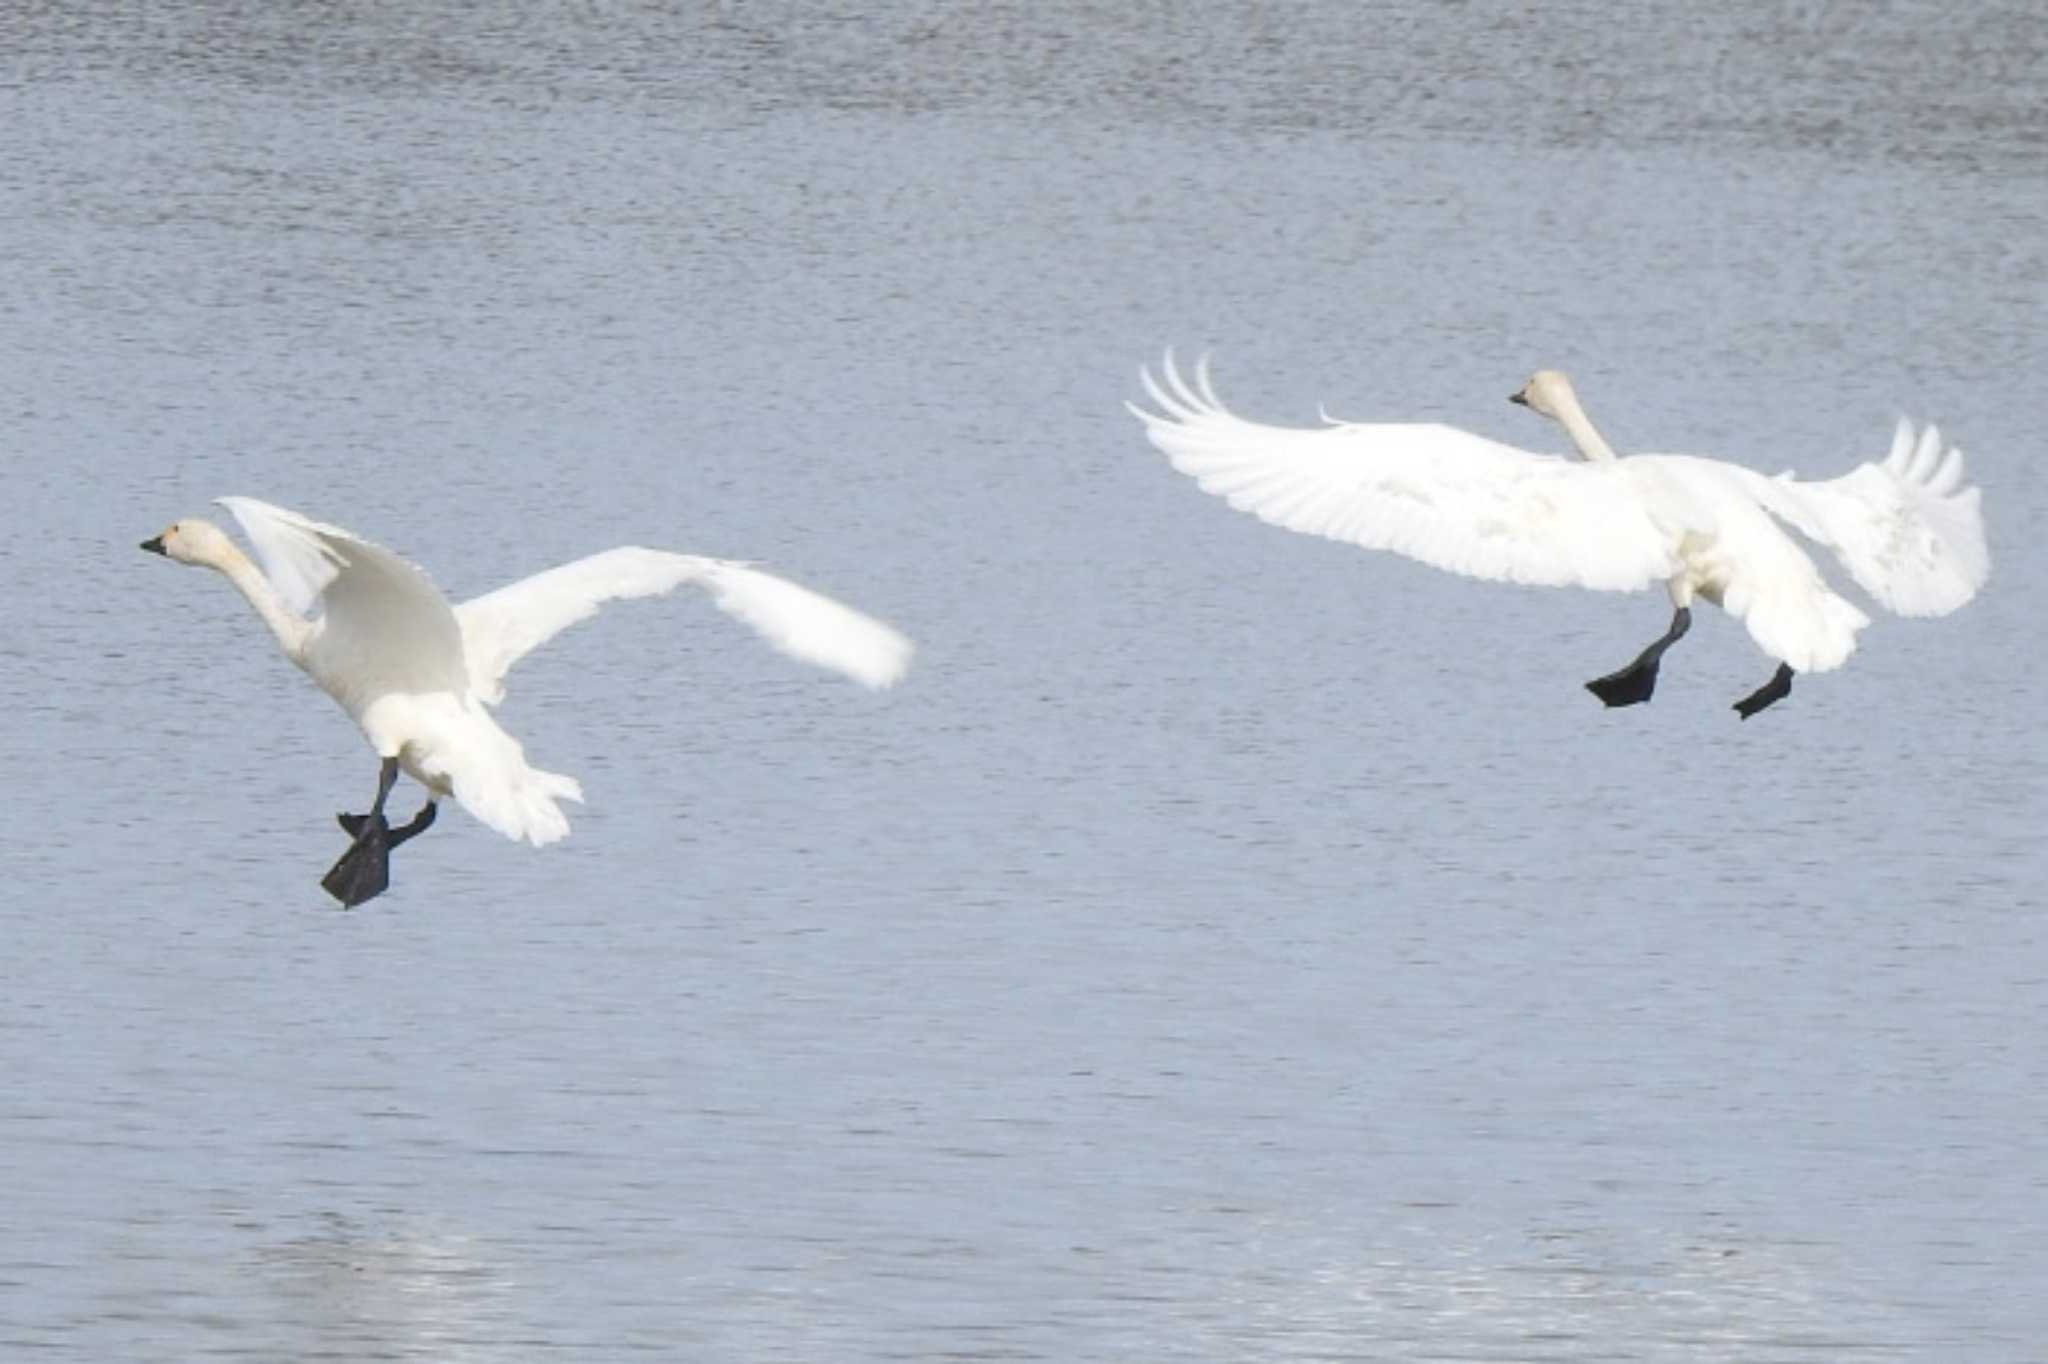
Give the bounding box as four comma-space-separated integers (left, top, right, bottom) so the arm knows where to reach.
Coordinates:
1130, 357, 1988, 714
143, 498, 912, 901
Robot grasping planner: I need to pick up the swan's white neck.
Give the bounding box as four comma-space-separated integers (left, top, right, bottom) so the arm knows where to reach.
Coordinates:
213, 542, 313, 662
1548, 384, 1619, 463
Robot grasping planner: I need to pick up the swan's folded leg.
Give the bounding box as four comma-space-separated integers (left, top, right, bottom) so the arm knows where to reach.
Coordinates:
322, 758, 402, 909
1586, 606, 1691, 708
1732, 663, 1795, 720
385, 801, 437, 849
339, 800, 436, 846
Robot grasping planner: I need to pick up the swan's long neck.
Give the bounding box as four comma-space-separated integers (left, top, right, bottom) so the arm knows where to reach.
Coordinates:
213, 543, 313, 662
1550, 386, 1620, 463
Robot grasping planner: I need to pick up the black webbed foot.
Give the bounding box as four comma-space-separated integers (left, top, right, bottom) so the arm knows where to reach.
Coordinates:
1586, 605, 1690, 710
324, 761, 432, 908
1733, 663, 1795, 719
327, 801, 436, 907
1586, 659, 1661, 708
322, 814, 393, 908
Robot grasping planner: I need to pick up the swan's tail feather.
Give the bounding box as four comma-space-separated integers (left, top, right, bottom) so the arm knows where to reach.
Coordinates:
1732, 579, 1870, 675
400, 696, 584, 847
453, 759, 583, 849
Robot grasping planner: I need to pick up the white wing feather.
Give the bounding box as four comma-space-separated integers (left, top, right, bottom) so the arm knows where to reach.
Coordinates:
455, 547, 913, 704
1744, 419, 1990, 617
1130, 355, 1677, 593
216, 496, 352, 618
218, 496, 468, 695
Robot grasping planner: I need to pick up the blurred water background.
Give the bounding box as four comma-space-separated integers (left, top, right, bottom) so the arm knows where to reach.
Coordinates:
4, 3, 2045, 1359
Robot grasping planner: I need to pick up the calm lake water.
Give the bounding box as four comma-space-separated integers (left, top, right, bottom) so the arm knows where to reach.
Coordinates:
5, 3, 2047, 1359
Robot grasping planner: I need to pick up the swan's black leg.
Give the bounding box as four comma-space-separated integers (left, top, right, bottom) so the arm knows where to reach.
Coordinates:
1732, 662, 1795, 719
335, 758, 399, 831
1586, 606, 1691, 708
322, 758, 402, 909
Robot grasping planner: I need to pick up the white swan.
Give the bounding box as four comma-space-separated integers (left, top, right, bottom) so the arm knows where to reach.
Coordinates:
1130, 355, 1988, 717
142, 497, 913, 905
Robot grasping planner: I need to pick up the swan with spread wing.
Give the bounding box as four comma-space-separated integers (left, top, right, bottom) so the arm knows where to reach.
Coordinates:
1130, 355, 1987, 717
142, 497, 912, 906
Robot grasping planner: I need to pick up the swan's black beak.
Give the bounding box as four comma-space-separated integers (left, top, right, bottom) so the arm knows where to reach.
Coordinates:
139, 535, 167, 555
1508, 391, 1530, 407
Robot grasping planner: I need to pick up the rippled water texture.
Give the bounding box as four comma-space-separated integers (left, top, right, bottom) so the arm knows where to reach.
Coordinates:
5, 3, 2046, 1359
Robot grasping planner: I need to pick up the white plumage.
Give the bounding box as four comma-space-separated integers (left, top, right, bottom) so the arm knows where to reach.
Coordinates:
1130, 354, 1987, 712
147, 497, 913, 848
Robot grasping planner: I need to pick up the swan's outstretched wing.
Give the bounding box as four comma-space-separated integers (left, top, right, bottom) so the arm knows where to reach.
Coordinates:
1746, 419, 1990, 617
1130, 355, 1676, 592
218, 496, 468, 692
455, 547, 914, 704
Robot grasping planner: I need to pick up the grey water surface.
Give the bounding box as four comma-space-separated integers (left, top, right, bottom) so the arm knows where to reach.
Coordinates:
5, 3, 2047, 1359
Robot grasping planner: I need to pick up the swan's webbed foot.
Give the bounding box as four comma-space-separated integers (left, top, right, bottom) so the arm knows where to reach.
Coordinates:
1732, 663, 1795, 719
326, 800, 436, 908
322, 814, 392, 908
1586, 658, 1662, 707
322, 756, 419, 909
1587, 606, 1691, 708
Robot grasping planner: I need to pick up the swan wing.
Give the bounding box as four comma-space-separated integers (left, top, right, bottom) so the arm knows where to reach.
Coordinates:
1130, 355, 1677, 592
217, 497, 468, 692
1745, 419, 1990, 617
454, 547, 914, 703
216, 496, 352, 618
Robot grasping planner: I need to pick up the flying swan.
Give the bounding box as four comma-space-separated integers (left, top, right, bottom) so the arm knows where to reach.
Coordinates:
142, 498, 913, 907
1129, 355, 1988, 717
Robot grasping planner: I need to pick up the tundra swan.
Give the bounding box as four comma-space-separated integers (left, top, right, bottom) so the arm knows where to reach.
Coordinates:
1130, 356, 1988, 717
142, 498, 913, 906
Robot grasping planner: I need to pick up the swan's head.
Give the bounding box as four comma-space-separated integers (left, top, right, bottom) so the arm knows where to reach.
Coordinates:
140, 517, 238, 569
1508, 370, 1578, 417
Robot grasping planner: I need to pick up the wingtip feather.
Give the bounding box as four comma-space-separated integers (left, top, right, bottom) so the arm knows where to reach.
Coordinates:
702, 562, 915, 691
